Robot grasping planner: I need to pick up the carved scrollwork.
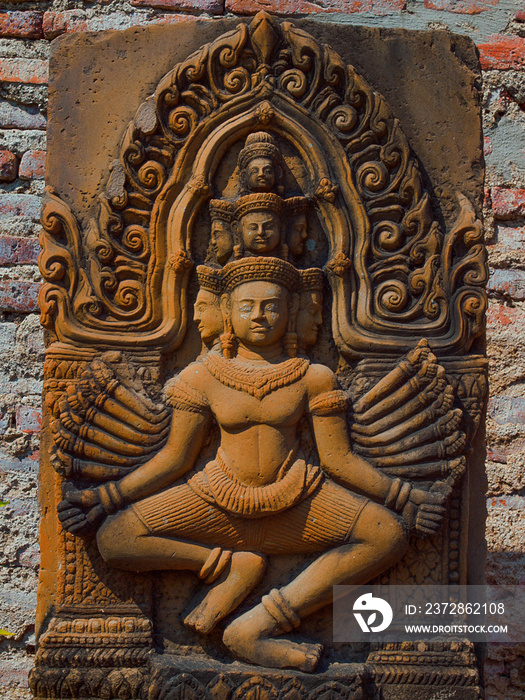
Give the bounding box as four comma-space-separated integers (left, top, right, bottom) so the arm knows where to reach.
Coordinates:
40, 12, 486, 357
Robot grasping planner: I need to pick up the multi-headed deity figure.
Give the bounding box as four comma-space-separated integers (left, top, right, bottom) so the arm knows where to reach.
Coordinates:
58, 131, 459, 673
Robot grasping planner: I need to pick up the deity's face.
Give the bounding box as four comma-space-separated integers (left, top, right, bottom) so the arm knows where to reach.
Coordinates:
245, 157, 276, 192
239, 210, 281, 255
211, 219, 233, 265
229, 281, 288, 347
296, 290, 323, 348
193, 290, 223, 344
288, 213, 308, 257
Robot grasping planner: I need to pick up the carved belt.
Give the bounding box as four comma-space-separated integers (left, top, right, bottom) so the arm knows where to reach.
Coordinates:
188, 445, 323, 519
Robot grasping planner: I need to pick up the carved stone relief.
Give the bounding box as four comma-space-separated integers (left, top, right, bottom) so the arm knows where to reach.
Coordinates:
33, 13, 487, 700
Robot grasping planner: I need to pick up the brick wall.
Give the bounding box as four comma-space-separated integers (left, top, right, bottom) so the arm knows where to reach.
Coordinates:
0, 1, 524, 698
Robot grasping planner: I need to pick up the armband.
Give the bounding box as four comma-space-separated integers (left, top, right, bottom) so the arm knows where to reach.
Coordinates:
164, 377, 210, 414
309, 390, 349, 416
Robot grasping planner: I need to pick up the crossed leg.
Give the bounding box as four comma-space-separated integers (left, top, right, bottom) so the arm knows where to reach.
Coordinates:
96, 507, 266, 633
223, 500, 409, 672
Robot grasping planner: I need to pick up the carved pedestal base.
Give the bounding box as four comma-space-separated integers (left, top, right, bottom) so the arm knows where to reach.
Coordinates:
367, 642, 482, 700
149, 657, 368, 700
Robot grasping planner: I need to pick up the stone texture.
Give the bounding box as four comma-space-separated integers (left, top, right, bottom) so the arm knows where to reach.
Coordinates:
0, 13, 43, 40
18, 151, 45, 180
0, 100, 46, 130
225, 0, 406, 14
0, 150, 17, 181
0, 58, 48, 85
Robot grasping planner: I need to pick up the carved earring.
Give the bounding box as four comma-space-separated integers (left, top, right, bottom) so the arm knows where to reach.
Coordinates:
220, 316, 237, 359
284, 331, 298, 358
233, 244, 244, 260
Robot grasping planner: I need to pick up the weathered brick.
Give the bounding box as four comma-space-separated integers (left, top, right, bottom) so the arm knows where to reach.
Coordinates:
0, 58, 48, 85
0, 237, 40, 265
0, 100, 46, 130
225, 0, 405, 14
43, 10, 192, 39
0, 150, 17, 182
130, 0, 224, 12
478, 36, 525, 70
515, 10, 525, 21
15, 406, 41, 434
0, 12, 43, 40
0, 194, 41, 220
18, 150, 46, 180
42, 10, 87, 39
491, 188, 525, 219
488, 396, 525, 425
424, 0, 497, 13
488, 269, 525, 300
0, 280, 40, 313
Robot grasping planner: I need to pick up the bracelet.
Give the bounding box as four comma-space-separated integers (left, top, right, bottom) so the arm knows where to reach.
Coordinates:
98, 481, 126, 515
384, 478, 402, 510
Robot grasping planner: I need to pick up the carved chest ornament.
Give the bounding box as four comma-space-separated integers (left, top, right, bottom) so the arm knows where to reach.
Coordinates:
33, 12, 488, 700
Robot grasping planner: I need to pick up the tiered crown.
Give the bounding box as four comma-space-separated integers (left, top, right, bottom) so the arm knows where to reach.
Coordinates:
222, 257, 300, 293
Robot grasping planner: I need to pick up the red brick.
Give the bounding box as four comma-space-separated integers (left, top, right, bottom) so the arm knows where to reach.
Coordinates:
0, 280, 40, 313
424, 0, 497, 13
515, 10, 525, 21
225, 0, 404, 14
43, 10, 192, 39
0, 237, 40, 265
491, 187, 525, 219
0, 101, 46, 130
0, 151, 17, 183
0, 11, 43, 39
0, 58, 48, 85
130, 0, 223, 12
0, 194, 41, 220
18, 150, 46, 181
15, 406, 42, 433
478, 36, 525, 70
42, 10, 88, 40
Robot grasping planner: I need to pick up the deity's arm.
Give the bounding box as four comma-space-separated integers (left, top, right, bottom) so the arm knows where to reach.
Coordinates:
116, 408, 210, 504
306, 363, 392, 501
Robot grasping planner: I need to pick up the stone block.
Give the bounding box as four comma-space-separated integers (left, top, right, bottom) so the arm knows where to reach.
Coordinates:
478, 36, 525, 70
0, 281, 40, 313
0, 100, 46, 131
225, 0, 405, 13
0, 150, 17, 182
491, 187, 525, 219
488, 396, 525, 425
0, 237, 40, 265
0, 58, 49, 85
0, 195, 41, 221
130, 0, 224, 12
18, 151, 46, 180
0, 12, 43, 40
488, 269, 525, 300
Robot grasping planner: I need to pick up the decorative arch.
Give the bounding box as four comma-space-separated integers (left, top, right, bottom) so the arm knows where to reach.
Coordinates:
39, 12, 487, 356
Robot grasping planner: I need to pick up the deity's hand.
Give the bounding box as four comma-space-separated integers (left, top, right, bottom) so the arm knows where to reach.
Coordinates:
402, 482, 451, 537
57, 484, 105, 535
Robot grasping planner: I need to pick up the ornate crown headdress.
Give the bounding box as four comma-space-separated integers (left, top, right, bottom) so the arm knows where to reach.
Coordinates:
299, 268, 324, 292
196, 265, 224, 295
222, 257, 300, 293
286, 196, 310, 217
238, 132, 281, 172
209, 199, 234, 223
234, 192, 285, 220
